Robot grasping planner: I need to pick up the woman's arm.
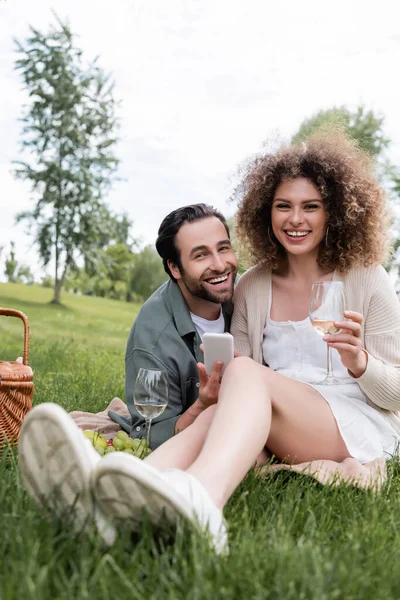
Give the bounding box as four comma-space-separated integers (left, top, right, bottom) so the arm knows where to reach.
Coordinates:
355, 266, 400, 410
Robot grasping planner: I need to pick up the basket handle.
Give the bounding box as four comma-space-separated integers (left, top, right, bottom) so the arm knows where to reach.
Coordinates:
0, 307, 31, 366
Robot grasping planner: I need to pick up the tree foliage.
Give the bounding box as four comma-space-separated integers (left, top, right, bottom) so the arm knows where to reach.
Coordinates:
226, 216, 250, 274
128, 246, 168, 302
65, 244, 168, 302
291, 106, 390, 159
4, 241, 34, 284
14, 16, 121, 303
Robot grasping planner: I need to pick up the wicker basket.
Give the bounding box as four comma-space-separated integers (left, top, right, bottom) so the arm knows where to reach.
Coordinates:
0, 308, 34, 449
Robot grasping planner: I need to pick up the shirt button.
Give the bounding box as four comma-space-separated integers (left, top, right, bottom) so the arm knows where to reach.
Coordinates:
135, 426, 141, 431
196, 382, 200, 388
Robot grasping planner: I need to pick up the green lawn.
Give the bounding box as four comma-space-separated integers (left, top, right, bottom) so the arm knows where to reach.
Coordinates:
1, 283, 400, 599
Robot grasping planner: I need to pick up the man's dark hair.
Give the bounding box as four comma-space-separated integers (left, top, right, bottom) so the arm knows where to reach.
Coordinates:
156, 203, 230, 280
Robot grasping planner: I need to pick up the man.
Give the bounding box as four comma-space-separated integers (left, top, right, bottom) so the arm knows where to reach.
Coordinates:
18, 204, 238, 550
109, 203, 238, 448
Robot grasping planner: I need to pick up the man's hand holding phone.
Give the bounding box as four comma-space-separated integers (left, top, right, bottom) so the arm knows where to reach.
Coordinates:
196, 360, 223, 410
175, 334, 238, 434
196, 333, 237, 409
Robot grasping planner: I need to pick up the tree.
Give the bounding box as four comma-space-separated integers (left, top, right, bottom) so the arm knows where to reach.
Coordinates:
4, 242, 19, 283
4, 241, 34, 284
129, 246, 168, 301
16, 265, 35, 285
14, 16, 120, 304
291, 106, 390, 159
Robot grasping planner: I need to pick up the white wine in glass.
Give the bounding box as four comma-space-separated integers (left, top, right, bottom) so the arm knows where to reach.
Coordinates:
134, 368, 169, 446
309, 281, 344, 384
310, 320, 341, 336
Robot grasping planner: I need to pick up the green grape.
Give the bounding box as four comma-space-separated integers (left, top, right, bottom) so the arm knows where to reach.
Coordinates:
105, 446, 117, 453
113, 437, 125, 451
124, 437, 135, 450
137, 443, 150, 459
123, 448, 135, 455
84, 430, 96, 440
116, 430, 130, 441
131, 438, 144, 450
95, 446, 106, 456
93, 434, 108, 449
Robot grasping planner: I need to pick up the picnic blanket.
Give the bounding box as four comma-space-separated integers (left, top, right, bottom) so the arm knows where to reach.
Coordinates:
70, 397, 129, 441
69, 398, 387, 491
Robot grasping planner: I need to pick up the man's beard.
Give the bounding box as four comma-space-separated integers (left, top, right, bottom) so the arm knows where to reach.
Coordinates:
180, 270, 234, 304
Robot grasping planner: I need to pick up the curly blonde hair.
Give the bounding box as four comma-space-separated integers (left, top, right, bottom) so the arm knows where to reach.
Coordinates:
235, 132, 390, 272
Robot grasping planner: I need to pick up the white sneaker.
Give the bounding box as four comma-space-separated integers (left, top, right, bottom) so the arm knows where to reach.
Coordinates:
160, 468, 228, 555
19, 402, 116, 547
93, 453, 228, 554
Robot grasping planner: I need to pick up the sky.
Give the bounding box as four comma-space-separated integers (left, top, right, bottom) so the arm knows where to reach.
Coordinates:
1, 0, 400, 279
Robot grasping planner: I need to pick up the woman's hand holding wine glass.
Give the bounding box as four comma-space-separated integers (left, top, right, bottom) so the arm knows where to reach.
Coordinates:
323, 310, 368, 378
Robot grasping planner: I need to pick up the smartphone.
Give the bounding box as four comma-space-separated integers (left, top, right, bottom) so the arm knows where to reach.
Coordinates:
203, 333, 234, 377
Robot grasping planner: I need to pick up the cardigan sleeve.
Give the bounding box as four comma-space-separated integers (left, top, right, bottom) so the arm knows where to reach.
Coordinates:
355, 266, 400, 410
231, 274, 253, 358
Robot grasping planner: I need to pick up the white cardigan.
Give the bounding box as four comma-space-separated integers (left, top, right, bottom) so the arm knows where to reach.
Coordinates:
231, 263, 400, 434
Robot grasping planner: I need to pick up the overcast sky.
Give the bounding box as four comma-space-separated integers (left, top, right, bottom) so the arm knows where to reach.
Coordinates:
1, 0, 400, 278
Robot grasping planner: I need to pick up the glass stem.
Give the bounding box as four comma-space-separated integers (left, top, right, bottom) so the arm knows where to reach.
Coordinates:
326, 345, 333, 379
145, 418, 152, 446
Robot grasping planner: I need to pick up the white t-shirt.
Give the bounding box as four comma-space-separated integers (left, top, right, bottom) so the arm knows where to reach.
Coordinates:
190, 308, 225, 340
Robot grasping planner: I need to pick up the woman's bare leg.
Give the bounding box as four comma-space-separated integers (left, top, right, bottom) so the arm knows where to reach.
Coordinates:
145, 405, 216, 471
187, 357, 350, 509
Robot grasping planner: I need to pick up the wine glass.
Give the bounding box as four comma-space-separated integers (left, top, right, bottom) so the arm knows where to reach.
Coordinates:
134, 368, 169, 446
309, 281, 344, 385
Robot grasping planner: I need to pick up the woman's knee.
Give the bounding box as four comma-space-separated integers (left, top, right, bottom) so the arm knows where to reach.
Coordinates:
224, 356, 258, 378
224, 356, 273, 387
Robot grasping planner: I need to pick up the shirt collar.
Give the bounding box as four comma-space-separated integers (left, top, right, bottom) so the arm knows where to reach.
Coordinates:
166, 280, 233, 336
167, 281, 197, 338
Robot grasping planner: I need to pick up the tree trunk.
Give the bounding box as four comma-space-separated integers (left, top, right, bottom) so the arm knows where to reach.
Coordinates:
51, 259, 69, 304
51, 279, 62, 304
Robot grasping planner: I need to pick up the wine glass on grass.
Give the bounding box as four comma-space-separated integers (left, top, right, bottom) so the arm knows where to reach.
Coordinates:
134, 368, 169, 446
309, 281, 344, 385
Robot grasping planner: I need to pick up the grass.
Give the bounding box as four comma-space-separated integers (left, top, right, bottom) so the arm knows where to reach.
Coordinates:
1, 283, 400, 599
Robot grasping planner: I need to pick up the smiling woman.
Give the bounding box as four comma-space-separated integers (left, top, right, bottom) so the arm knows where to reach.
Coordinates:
235, 133, 388, 272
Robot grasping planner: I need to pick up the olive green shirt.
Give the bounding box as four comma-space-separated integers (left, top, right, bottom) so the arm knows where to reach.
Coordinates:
109, 280, 233, 449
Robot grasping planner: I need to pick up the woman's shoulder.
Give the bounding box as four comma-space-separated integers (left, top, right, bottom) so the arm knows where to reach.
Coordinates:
233, 264, 271, 303
342, 264, 398, 306
342, 263, 390, 286
235, 264, 271, 289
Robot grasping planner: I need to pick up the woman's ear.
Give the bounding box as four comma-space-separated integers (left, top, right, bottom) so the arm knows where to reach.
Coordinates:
168, 260, 181, 281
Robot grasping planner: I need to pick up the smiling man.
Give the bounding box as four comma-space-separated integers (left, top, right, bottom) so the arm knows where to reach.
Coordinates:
109, 204, 238, 448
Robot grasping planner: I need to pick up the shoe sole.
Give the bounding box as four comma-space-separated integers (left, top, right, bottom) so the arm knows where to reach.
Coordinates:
19, 403, 98, 531
93, 453, 195, 533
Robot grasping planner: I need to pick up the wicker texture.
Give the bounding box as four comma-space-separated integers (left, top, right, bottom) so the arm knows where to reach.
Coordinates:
0, 308, 34, 448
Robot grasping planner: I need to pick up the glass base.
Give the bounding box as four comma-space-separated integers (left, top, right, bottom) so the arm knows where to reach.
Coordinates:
318, 375, 340, 385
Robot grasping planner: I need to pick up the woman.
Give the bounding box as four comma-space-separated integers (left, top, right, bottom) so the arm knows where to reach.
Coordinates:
232, 132, 400, 466
19, 134, 400, 554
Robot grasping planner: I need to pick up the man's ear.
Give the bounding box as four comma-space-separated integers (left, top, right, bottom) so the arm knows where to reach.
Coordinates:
168, 260, 181, 281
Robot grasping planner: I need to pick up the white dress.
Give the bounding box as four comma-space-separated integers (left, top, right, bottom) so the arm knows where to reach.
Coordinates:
262, 282, 400, 463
